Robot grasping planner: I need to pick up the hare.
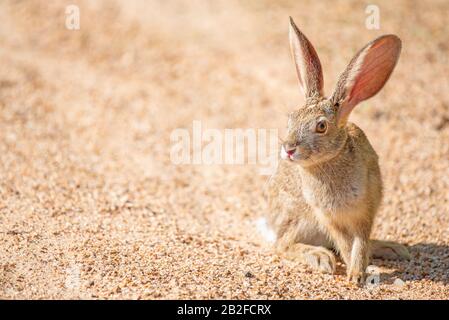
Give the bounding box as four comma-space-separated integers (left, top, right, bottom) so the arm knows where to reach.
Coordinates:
266, 17, 410, 284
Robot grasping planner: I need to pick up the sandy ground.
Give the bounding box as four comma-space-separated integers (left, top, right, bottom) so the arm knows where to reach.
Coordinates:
0, 0, 448, 299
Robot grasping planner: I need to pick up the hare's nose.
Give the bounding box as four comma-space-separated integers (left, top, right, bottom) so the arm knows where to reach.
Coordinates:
284, 144, 297, 155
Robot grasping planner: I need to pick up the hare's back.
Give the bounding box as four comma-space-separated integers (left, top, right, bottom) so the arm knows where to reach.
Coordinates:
346, 122, 379, 165
346, 122, 383, 207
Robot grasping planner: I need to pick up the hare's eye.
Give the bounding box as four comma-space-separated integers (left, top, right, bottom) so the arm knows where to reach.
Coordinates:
315, 120, 327, 134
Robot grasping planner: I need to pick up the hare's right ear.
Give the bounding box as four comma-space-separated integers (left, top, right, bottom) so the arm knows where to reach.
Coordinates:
289, 17, 324, 98
331, 35, 402, 126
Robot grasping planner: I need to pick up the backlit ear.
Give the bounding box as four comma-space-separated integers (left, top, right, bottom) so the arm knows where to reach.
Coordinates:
289, 17, 324, 99
332, 35, 401, 126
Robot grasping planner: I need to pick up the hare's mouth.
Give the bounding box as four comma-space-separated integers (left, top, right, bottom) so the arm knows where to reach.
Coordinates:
281, 145, 314, 164
280, 146, 299, 161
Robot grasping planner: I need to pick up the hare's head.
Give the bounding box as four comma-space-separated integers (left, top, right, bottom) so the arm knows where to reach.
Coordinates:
282, 17, 401, 167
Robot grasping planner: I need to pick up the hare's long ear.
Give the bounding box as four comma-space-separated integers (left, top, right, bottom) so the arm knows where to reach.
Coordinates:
289, 17, 324, 98
331, 35, 401, 126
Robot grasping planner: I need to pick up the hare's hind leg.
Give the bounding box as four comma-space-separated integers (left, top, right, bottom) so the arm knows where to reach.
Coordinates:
371, 240, 411, 260
267, 184, 335, 273
276, 241, 336, 274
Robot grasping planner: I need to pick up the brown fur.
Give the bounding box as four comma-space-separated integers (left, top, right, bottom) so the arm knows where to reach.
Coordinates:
266, 18, 409, 284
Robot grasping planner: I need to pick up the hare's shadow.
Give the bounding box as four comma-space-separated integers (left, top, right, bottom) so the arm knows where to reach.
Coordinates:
373, 243, 449, 285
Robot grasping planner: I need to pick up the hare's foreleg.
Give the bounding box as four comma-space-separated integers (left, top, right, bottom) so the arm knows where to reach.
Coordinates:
347, 236, 370, 283
325, 224, 370, 284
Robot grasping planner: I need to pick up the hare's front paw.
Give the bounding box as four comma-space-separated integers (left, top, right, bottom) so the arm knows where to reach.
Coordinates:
347, 268, 366, 285
304, 247, 336, 274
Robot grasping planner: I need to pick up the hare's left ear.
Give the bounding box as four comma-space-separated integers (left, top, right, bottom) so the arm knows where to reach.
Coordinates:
289, 17, 324, 98
332, 35, 401, 126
